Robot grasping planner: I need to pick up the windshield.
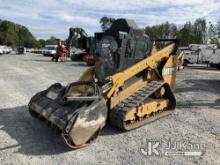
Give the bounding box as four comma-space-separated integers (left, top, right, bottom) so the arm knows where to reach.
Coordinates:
46, 47, 56, 50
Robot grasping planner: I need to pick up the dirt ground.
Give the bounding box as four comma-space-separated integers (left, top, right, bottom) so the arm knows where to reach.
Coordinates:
0, 53, 219, 165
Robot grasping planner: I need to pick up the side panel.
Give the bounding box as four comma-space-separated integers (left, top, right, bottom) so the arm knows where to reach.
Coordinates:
162, 55, 177, 91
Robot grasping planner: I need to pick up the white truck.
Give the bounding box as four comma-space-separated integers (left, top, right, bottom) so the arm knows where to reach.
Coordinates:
0, 48, 3, 55
4, 46, 13, 54
43, 45, 57, 56
209, 49, 220, 69
0, 45, 12, 54
183, 49, 199, 64
182, 44, 217, 65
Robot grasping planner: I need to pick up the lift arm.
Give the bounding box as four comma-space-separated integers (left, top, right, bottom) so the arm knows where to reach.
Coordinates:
106, 43, 176, 98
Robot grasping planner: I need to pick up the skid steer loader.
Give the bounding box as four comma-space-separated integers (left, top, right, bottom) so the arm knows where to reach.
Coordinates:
28, 19, 178, 149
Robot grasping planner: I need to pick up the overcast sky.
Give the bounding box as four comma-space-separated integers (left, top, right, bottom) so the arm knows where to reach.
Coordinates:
0, 0, 219, 39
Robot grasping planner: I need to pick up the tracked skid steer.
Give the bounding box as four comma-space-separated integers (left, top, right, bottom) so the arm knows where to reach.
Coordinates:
29, 19, 179, 148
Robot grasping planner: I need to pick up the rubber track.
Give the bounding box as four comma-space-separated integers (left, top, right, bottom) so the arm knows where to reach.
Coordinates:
109, 80, 175, 131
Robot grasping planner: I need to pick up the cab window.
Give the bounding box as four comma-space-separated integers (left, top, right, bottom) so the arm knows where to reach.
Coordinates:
134, 39, 148, 59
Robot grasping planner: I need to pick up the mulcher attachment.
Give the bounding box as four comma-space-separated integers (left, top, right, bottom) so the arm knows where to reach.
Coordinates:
28, 81, 107, 148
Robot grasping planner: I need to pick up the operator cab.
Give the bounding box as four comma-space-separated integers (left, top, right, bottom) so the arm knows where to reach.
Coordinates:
95, 19, 152, 83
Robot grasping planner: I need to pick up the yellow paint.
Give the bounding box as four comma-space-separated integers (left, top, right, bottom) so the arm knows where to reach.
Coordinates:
106, 44, 176, 98
162, 56, 177, 91
125, 99, 169, 121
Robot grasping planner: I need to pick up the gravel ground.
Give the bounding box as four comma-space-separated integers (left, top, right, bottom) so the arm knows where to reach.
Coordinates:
0, 53, 219, 165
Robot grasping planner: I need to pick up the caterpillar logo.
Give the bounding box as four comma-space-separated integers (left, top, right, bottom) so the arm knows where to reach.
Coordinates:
162, 67, 176, 76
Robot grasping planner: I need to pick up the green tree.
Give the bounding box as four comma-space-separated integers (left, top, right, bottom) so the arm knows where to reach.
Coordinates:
145, 22, 178, 39
39, 39, 46, 47
0, 21, 18, 46
208, 21, 217, 39
145, 18, 208, 46
170, 23, 178, 38
192, 18, 206, 44
0, 20, 41, 48
178, 22, 194, 46
208, 21, 220, 48
217, 21, 220, 37
45, 36, 58, 45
